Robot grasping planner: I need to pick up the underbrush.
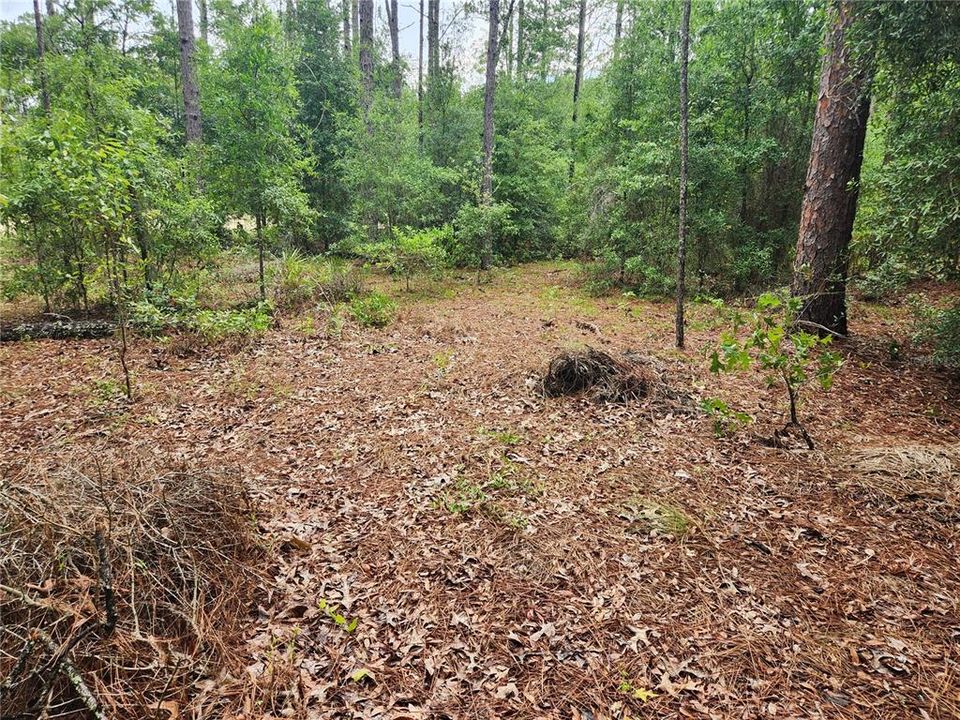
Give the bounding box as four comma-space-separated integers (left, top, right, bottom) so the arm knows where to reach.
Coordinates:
0, 454, 263, 719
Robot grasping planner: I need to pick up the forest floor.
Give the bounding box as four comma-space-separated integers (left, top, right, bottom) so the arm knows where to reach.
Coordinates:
2, 262, 960, 719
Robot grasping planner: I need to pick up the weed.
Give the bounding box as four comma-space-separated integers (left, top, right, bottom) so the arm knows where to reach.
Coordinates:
432, 349, 454, 371
701, 397, 751, 437
91, 378, 124, 403
480, 427, 523, 446
317, 598, 359, 632
349, 291, 397, 328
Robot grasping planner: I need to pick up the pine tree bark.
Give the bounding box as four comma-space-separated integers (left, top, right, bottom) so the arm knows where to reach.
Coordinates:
198, 0, 208, 42
614, 0, 623, 54
386, 0, 401, 97
418, 0, 424, 147
32, 0, 51, 115
358, 0, 374, 111
352, 0, 359, 49
792, 0, 871, 336
428, 0, 440, 79
480, 0, 500, 271
676, 0, 691, 349
568, 0, 586, 181
176, 0, 202, 143
342, 0, 351, 54
516, 0, 524, 80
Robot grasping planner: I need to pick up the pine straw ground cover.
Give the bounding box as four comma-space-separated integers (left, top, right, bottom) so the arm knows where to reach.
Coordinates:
1, 263, 959, 719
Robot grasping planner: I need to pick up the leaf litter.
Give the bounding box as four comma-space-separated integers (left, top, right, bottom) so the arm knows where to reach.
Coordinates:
1, 264, 959, 719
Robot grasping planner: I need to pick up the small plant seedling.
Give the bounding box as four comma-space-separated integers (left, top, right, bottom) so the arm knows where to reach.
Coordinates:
701, 397, 751, 437
709, 292, 842, 449
317, 598, 359, 632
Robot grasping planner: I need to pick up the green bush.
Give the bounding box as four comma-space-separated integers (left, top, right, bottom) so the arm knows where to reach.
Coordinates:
356, 227, 449, 290
130, 299, 271, 344
450, 203, 518, 268
909, 295, 960, 369
349, 291, 397, 328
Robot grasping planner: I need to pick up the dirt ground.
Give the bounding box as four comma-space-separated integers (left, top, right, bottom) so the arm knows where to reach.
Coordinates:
2, 263, 959, 719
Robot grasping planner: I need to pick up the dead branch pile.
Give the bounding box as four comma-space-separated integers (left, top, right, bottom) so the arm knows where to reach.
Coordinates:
0, 454, 262, 719
540, 348, 650, 403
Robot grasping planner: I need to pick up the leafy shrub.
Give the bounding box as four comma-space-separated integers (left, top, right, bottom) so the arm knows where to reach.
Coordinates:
130, 299, 271, 345
855, 257, 919, 301
349, 291, 397, 328
701, 397, 752, 437
909, 295, 960, 369
450, 203, 518, 268
357, 227, 449, 290
710, 292, 842, 448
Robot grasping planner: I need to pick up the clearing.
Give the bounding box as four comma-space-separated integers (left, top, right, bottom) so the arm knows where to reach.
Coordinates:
2, 263, 959, 719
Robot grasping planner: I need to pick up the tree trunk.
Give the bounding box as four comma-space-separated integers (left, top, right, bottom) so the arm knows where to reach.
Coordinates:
505, 6, 514, 79
418, 0, 424, 147
45, 0, 55, 15
516, 0, 524, 80
352, 0, 359, 48
792, 0, 871, 336
176, 0, 202, 143
568, 0, 586, 181
342, 0, 351, 54
386, 0, 401, 97
256, 213, 266, 302
480, 0, 500, 271
32, 0, 51, 115
676, 0, 691, 349
358, 0, 374, 111
614, 0, 623, 55
428, 0, 440, 79
539, 0, 548, 81
199, 0, 208, 42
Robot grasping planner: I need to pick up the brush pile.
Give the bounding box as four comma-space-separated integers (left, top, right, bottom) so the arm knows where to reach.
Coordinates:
540, 347, 650, 403
0, 454, 262, 719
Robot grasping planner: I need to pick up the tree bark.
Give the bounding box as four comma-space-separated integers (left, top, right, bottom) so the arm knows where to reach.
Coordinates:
614, 0, 623, 55
352, 0, 359, 49
358, 0, 374, 111
480, 0, 500, 271
342, 0, 351, 54
792, 0, 871, 336
568, 0, 586, 181
176, 0, 202, 143
539, 0, 548, 81
676, 0, 691, 349
427, 0, 440, 79
418, 0, 424, 147
32, 0, 51, 115
386, 0, 401, 97
516, 0, 524, 80
198, 0, 208, 42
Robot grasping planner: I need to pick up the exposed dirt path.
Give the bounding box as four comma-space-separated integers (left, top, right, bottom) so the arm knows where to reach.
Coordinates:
2, 264, 959, 719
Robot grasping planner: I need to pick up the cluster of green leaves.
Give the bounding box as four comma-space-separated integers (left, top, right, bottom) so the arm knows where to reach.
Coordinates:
710, 292, 842, 432
349, 227, 450, 291
348, 291, 397, 329
131, 296, 271, 344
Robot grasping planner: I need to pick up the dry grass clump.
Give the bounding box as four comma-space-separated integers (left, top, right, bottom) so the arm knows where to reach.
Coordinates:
844, 443, 960, 516
540, 347, 650, 403
0, 454, 262, 719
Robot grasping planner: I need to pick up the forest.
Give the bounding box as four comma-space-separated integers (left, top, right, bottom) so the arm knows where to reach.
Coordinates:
1, 0, 959, 718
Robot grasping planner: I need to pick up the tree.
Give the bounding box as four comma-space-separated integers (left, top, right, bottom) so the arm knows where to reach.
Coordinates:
31, 0, 51, 115
358, 0, 374, 111
427, 0, 439, 79
176, 0, 202, 142
792, 0, 871, 336
568, 0, 585, 180
342, 0, 351, 54
203, 10, 313, 301
676, 0, 691, 348
418, 0, 424, 145
385, 0, 401, 97
480, 0, 501, 270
